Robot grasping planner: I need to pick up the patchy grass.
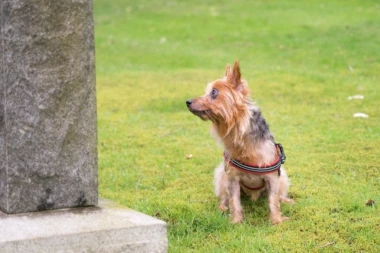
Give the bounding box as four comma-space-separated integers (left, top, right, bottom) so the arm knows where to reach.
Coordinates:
94, 0, 379, 252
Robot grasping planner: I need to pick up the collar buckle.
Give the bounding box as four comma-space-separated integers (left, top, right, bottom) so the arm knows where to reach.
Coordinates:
276, 143, 286, 164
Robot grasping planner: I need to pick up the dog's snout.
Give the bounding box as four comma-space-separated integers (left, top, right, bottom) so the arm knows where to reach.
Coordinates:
186, 100, 192, 107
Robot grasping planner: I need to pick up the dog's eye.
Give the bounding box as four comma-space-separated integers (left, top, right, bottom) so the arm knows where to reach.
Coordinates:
210, 89, 218, 99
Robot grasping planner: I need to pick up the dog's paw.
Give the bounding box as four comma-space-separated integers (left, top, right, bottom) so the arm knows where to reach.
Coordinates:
280, 197, 295, 205
231, 215, 244, 224
270, 214, 290, 225
218, 204, 228, 212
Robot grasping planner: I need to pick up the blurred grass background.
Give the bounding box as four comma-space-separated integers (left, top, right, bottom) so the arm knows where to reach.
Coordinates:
94, 0, 379, 252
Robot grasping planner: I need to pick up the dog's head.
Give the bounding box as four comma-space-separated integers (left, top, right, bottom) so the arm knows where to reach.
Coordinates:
186, 60, 249, 124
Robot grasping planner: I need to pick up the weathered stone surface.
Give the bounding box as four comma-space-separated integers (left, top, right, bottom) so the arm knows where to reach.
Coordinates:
0, 199, 168, 253
0, 0, 97, 214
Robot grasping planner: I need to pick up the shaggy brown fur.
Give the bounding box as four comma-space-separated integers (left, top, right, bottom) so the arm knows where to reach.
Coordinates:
186, 60, 294, 224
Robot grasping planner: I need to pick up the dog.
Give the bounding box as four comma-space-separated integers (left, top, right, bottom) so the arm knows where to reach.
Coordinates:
186, 60, 294, 224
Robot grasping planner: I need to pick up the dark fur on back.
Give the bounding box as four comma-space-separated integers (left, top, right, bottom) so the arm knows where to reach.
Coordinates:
249, 108, 274, 142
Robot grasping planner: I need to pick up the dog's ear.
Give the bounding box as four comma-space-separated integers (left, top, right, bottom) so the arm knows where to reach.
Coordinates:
231, 60, 241, 87
228, 60, 249, 96
224, 64, 231, 77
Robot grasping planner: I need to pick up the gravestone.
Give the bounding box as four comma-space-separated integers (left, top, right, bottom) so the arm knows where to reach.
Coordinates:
0, 0, 167, 252
0, 0, 97, 214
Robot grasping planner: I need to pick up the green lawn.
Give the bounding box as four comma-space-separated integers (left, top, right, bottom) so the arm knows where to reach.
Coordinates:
94, 0, 379, 252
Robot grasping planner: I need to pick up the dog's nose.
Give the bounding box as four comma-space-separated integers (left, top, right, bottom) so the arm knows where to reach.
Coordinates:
186, 100, 192, 107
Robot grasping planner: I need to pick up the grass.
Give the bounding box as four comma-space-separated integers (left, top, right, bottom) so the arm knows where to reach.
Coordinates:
94, 0, 380, 252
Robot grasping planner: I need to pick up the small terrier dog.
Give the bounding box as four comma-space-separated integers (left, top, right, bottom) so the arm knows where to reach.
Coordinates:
186, 60, 294, 224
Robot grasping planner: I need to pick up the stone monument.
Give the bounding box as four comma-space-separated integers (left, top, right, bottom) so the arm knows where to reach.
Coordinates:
0, 0, 167, 252
0, 0, 97, 215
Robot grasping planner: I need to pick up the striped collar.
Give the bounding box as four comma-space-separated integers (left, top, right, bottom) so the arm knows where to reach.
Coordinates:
223, 143, 286, 175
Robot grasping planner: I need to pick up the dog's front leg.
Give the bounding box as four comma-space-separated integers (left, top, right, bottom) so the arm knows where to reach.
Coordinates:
228, 178, 243, 223
266, 175, 289, 224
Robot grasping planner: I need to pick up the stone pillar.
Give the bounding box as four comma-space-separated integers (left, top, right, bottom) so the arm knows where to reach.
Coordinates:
0, 0, 97, 214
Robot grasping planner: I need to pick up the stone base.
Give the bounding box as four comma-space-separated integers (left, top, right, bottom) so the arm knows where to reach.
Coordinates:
0, 199, 167, 253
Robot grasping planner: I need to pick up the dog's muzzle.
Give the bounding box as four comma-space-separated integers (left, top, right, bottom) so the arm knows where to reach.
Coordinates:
186, 100, 192, 107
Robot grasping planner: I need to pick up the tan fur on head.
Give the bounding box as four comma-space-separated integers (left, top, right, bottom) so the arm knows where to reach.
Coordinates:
188, 61, 251, 147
